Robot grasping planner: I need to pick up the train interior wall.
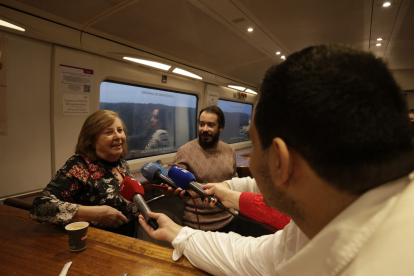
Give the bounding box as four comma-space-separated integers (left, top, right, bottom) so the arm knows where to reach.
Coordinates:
0, 31, 255, 199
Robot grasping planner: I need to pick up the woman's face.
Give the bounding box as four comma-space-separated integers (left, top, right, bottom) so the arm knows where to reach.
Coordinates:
93, 118, 126, 162
151, 109, 160, 129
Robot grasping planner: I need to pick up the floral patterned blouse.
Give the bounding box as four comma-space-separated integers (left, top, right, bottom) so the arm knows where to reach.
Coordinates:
29, 154, 137, 227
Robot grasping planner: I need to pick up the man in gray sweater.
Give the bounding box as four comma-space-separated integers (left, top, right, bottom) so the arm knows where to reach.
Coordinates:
172, 106, 238, 232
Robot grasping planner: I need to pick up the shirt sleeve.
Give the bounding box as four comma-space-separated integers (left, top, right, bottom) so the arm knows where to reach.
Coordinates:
239, 192, 291, 230
171, 226, 288, 275
225, 177, 261, 193
29, 159, 86, 225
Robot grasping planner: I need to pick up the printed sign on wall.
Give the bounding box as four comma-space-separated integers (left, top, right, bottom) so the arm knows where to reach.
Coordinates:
63, 94, 90, 115
60, 64, 93, 94
206, 91, 219, 106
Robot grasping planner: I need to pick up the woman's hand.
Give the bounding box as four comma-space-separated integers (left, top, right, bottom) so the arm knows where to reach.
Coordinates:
203, 184, 241, 210
71, 205, 128, 228
139, 211, 183, 243
96, 206, 128, 227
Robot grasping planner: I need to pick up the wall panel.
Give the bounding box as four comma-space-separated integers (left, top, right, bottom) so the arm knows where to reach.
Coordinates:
0, 33, 52, 198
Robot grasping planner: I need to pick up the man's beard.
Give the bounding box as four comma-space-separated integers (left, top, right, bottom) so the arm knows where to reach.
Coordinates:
199, 130, 220, 147
258, 157, 304, 221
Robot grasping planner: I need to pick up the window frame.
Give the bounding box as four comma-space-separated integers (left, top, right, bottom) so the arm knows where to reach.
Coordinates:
100, 79, 199, 161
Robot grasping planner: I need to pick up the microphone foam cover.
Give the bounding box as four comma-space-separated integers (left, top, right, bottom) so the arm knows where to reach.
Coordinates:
141, 162, 161, 182
119, 176, 144, 201
167, 166, 195, 190
151, 162, 167, 184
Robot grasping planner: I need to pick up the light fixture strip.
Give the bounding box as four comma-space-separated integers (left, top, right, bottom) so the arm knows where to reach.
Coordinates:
245, 89, 257, 95
172, 68, 202, 79
228, 85, 246, 91
0, 19, 25, 32
123, 57, 171, 71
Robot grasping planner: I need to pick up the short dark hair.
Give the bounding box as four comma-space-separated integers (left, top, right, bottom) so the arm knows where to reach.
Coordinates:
199, 106, 225, 129
255, 44, 414, 195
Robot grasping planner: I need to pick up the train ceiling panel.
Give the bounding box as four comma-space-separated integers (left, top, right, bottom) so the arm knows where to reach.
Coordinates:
88, 0, 272, 85
12, 0, 126, 25
0, 0, 413, 89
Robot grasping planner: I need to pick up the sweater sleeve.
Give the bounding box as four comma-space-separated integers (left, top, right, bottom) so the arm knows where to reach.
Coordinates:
171, 147, 188, 170
225, 177, 261, 193
232, 150, 238, 178
239, 192, 291, 230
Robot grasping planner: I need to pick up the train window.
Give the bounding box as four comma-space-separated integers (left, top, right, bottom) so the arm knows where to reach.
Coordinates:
100, 81, 198, 160
217, 99, 252, 144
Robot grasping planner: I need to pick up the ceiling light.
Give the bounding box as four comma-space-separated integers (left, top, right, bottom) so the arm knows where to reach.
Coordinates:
376, 43, 382, 46
123, 57, 171, 70
0, 19, 25, 32
247, 28, 253, 32
377, 38, 383, 41
228, 85, 246, 91
382, 2, 391, 7
172, 68, 202, 79
281, 55, 286, 59
276, 51, 281, 55
245, 89, 257, 95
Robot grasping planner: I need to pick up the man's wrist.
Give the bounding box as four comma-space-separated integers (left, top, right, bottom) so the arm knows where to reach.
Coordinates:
229, 190, 241, 210
167, 225, 184, 243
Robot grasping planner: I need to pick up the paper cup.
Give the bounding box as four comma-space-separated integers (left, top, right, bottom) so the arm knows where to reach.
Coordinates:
65, 222, 89, 252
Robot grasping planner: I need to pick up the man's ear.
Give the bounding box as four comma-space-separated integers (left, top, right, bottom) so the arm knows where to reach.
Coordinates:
268, 138, 292, 187
219, 127, 224, 133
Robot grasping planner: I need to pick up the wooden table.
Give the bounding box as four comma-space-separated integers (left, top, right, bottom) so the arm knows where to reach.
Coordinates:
0, 205, 208, 276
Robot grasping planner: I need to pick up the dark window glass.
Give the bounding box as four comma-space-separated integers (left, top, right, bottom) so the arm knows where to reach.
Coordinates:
217, 99, 252, 144
100, 81, 198, 160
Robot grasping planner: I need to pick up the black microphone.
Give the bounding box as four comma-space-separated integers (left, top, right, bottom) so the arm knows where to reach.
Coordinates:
167, 166, 227, 210
119, 177, 159, 230
141, 162, 192, 198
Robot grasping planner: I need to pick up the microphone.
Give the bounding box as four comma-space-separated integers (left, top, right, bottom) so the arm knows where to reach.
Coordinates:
141, 162, 192, 197
149, 162, 167, 184
119, 177, 159, 230
167, 166, 226, 210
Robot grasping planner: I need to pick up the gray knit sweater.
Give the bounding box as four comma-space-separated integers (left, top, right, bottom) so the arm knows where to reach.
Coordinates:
172, 138, 237, 230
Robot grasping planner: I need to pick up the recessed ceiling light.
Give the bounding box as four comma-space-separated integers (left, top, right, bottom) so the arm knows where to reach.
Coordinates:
276, 51, 281, 55
376, 43, 382, 46
281, 55, 286, 59
228, 85, 246, 91
172, 68, 202, 79
382, 2, 391, 7
0, 19, 25, 32
377, 38, 383, 41
123, 57, 171, 71
245, 89, 257, 95
247, 28, 253, 32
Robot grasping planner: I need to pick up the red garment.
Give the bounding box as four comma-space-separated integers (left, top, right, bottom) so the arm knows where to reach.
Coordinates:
239, 192, 291, 231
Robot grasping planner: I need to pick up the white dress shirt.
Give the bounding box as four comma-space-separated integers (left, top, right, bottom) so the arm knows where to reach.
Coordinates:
171, 175, 413, 276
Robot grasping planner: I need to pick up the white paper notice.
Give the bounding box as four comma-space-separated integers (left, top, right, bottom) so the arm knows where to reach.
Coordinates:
60, 65, 93, 93
63, 94, 89, 115
206, 91, 219, 107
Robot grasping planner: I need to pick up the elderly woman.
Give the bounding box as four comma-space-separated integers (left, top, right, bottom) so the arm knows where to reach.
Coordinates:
30, 110, 137, 236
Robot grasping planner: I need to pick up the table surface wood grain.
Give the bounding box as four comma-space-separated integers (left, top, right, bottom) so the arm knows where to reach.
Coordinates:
0, 205, 209, 276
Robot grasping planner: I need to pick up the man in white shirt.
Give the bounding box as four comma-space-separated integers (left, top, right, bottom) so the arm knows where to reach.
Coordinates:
138, 44, 414, 275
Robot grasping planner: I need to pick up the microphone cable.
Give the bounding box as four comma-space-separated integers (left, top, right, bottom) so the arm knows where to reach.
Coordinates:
146, 182, 275, 232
